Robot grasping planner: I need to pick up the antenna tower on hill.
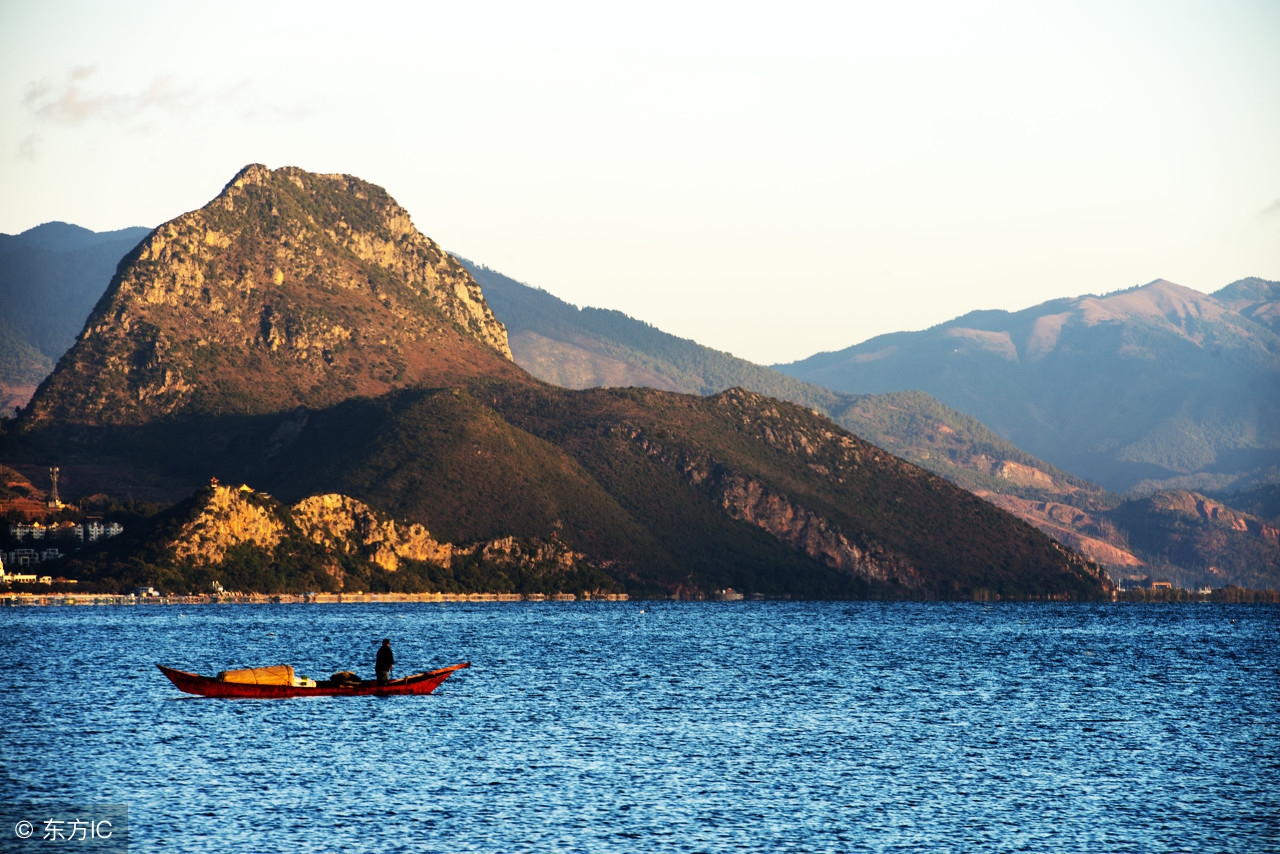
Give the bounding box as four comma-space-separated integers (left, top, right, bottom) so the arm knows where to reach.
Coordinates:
48, 466, 63, 509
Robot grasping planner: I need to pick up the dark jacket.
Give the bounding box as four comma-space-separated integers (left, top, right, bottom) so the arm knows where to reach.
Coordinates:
376, 644, 395, 672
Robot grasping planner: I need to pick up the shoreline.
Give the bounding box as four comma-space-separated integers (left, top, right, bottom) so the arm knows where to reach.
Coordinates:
1, 591, 630, 607
4, 590, 1278, 607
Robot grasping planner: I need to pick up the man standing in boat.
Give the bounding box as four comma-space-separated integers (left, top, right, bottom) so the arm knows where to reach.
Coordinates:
376, 639, 395, 685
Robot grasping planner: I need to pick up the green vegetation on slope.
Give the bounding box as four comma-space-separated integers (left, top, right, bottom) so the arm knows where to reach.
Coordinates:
259, 386, 676, 579
479, 382, 1109, 600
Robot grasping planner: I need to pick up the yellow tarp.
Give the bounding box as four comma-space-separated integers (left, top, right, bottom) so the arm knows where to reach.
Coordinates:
216, 665, 294, 685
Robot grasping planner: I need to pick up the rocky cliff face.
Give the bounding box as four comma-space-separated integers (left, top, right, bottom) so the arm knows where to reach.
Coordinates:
291, 493, 452, 571
154, 483, 599, 594
172, 484, 285, 565
22, 164, 514, 427
719, 473, 924, 588
171, 485, 455, 572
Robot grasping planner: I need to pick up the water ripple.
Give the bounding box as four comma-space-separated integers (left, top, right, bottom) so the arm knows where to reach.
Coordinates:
0, 601, 1275, 852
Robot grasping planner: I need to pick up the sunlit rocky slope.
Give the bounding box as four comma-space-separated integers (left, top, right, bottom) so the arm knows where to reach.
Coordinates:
23, 165, 516, 428
63, 482, 615, 596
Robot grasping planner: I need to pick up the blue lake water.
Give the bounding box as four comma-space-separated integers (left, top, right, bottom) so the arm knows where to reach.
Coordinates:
0, 601, 1276, 853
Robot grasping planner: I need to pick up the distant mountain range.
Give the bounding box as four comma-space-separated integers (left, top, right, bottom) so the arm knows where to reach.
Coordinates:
464, 263, 1280, 589
0, 222, 150, 412
0, 165, 1106, 600
775, 278, 1280, 497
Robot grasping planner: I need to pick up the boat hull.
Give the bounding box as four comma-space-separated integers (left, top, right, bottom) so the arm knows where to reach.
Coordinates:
157, 663, 469, 698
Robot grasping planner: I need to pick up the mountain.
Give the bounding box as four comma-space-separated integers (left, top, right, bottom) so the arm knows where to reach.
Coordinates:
1214, 277, 1280, 336
468, 263, 1149, 556
48, 382, 1110, 600
469, 259, 845, 399
776, 279, 1280, 495
1107, 491, 1280, 591
465, 263, 1280, 588
0, 222, 151, 412
468, 261, 1095, 501
0, 164, 1109, 600
1208, 482, 1280, 525
5, 207, 1272, 590
21, 165, 515, 430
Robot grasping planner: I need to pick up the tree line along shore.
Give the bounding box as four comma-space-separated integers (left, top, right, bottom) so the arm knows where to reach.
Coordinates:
0, 590, 631, 607
4, 586, 1277, 607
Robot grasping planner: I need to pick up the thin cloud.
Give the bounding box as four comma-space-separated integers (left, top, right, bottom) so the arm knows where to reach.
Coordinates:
1259, 198, 1280, 220
22, 66, 198, 126
17, 135, 42, 161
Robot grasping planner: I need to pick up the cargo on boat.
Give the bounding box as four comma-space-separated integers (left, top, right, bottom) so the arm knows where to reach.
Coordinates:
157, 662, 469, 698
216, 665, 295, 685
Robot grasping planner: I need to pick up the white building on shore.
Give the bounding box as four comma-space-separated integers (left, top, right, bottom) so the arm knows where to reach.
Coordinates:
9, 520, 123, 543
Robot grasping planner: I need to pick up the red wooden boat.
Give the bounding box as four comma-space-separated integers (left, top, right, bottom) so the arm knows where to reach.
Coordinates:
157, 662, 469, 698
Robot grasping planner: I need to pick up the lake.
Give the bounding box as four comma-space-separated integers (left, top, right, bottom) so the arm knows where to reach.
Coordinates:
1, 601, 1275, 853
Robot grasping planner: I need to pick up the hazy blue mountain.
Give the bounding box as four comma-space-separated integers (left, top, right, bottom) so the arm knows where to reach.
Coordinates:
776, 279, 1280, 495
1214, 277, 1280, 336
4, 222, 151, 253
0, 222, 151, 410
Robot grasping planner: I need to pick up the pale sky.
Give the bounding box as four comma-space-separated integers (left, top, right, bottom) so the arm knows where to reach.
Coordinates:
2, 0, 1278, 365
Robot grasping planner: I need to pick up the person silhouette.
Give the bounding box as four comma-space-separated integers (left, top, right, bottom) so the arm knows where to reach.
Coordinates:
376, 638, 395, 685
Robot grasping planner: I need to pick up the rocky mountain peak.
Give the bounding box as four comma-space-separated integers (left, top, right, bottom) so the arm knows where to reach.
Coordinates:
21, 164, 516, 427
226, 162, 274, 189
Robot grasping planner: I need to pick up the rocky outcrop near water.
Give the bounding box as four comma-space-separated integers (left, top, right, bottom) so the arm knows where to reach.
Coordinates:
291, 493, 452, 572
63, 481, 614, 596
172, 484, 286, 565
